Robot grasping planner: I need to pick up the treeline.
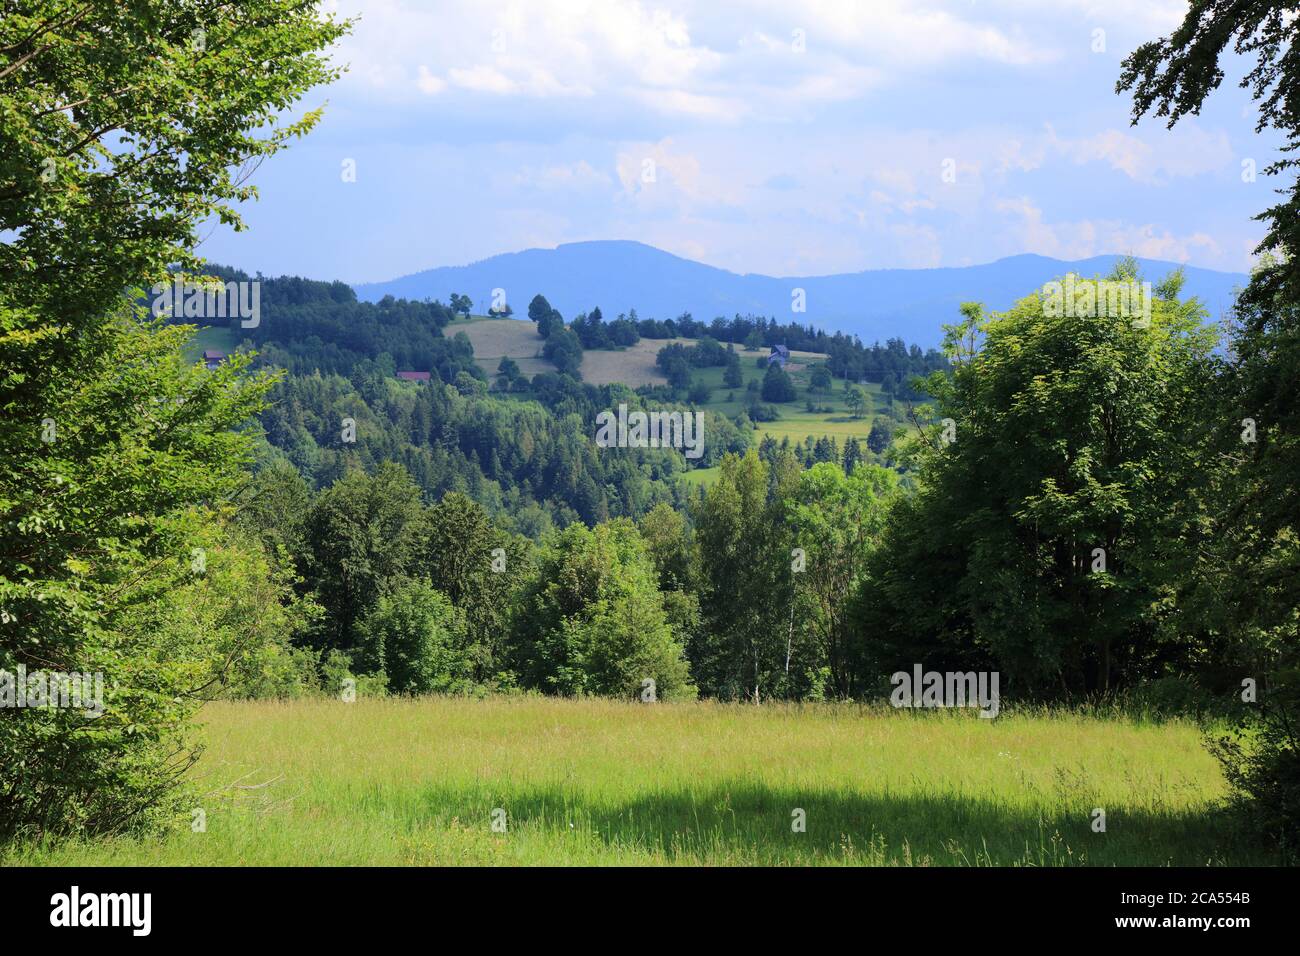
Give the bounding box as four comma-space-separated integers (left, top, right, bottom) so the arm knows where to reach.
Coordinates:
231, 452, 900, 704
524, 292, 948, 394
190, 265, 483, 381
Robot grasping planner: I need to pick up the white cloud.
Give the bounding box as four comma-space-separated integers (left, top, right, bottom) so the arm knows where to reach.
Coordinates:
513, 160, 612, 191
416, 65, 445, 95
1045, 123, 1232, 182
995, 195, 1221, 263
328, 0, 1060, 118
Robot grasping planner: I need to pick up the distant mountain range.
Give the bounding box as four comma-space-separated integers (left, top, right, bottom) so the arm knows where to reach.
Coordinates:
354, 240, 1248, 348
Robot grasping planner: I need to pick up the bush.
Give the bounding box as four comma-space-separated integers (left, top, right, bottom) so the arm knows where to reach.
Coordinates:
1209, 682, 1300, 862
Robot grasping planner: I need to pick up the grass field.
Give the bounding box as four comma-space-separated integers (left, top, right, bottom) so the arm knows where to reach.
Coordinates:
6, 697, 1269, 867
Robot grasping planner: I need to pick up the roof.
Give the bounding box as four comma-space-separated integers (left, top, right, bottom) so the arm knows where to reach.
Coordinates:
202, 349, 226, 359
770, 344, 790, 356
395, 371, 432, 381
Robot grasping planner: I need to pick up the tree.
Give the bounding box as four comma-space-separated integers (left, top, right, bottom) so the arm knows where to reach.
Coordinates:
543, 326, 583, 376
691, 451, 796, 701
638, 502, 696, 593
236, 460, 313, 560
859, 273, 1219, 695
528, 294, 557, 338
0, 0, 346, 839
1121, 4, 1300, 855
1119, 3, 1299, 315
723, 351, 744, 389
761, 364, 797, 403
867, 416, 894, 455
448, 293, 473, 316
359, 579, 470, 695
301, 463, 427, 656
496, 357, 521, 390
423, 492, 530, 683
784, 463, 898, 697
845, 385, 869, 419
513, 521, 694, 700
809, 365, 832, 392
842, 437, 864, 475
665, 357, 692, 392
124, 525, 322, 702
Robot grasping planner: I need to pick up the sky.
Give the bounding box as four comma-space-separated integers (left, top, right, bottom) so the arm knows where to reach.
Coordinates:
200, 0, 1282, 285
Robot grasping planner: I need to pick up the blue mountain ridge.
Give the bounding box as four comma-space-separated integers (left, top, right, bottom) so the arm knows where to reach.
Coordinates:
354, 240, 1247, 348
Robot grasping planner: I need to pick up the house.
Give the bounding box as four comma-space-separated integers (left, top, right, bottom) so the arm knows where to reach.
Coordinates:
202, 349, 226, 370
395, 371, 432, 383
767, 344, 790, 368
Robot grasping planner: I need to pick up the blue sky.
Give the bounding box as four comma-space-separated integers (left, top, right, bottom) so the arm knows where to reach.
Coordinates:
202, 0, 1282, 285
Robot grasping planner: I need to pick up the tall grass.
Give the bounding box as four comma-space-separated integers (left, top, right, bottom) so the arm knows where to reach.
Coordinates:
5, 697, 1272, 866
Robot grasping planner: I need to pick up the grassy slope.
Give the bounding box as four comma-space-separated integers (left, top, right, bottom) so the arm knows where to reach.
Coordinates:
9, 697, 1267, 866
452, 320, 890, 464
182, 324, 238, 363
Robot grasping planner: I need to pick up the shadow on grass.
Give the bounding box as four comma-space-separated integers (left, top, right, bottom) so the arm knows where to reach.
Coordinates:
407, 780, 1273, 866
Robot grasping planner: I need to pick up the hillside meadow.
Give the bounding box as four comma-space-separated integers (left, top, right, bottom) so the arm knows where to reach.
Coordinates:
452, 316, 884, 459
6, 697, 1270, 867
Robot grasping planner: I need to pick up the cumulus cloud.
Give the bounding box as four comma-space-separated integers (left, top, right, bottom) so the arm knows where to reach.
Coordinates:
208, 0, 1266, 282
328, 0, 1059, 117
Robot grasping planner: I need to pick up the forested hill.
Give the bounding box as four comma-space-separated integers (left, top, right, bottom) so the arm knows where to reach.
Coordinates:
187, 266, 943, 535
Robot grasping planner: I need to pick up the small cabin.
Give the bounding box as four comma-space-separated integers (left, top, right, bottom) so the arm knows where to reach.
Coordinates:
396, 371, 432, 383
767, 344, 790, 368
202, 349, 226, 370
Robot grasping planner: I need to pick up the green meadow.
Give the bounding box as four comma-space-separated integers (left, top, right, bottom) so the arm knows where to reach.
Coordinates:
7, 697, 1270, 867
181, 324, 239, 363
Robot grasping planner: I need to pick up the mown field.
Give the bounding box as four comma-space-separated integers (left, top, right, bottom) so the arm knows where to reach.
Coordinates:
6, 697, 1270, 866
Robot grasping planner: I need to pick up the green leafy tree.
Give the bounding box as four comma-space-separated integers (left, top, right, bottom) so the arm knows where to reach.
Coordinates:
359, 579, 470, 695
423, 492, 531, 683
543, 325, 583, 376
638, 502, 696, 593
761, 364, 797, 403
496, 357, 521, 390
691, 451, 796, 701
866, 416, 893, 454
0, 0, 346, 839
528, 294, 557, 338
860, 274, 1219, 695
513, 521, 694, 700
723, 351, 744, 389
301, 463, 427, 656
785, 463, 897, 697
845, 385, 869, 419
1121, 4, 1300, 856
